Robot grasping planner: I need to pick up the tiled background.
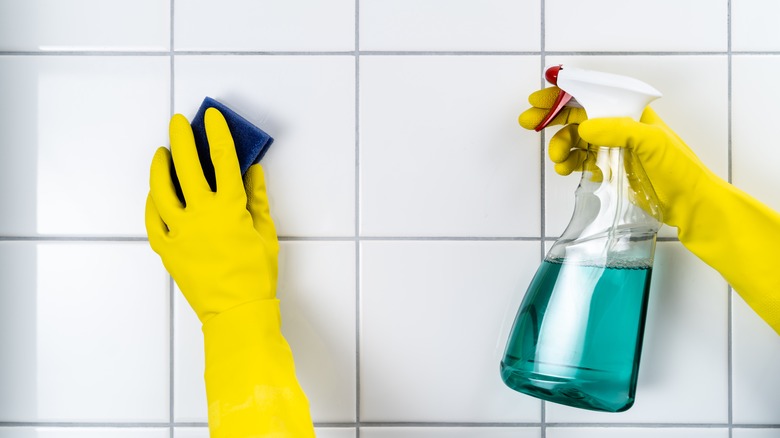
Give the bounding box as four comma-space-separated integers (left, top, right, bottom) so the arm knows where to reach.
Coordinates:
0, 0, 778, 437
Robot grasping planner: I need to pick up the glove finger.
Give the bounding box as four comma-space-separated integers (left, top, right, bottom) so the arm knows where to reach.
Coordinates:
204, 108, 245, 202
528, 87, 561, 108
518, 107, 550, 130
548, 124, 587, 163
244, 164, 279, 249
170, 114, 211, 203
518, 107, 588, 131
145, 193, 168, 252
149, 147, 184, 225
554, 149, 589, 176
578, 117, 662, 160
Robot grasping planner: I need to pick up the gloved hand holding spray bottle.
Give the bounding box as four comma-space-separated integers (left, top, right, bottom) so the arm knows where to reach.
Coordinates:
501, 65, 664, 412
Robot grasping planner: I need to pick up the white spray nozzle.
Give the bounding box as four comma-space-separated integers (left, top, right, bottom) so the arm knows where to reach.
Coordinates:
535, 65, 662, 131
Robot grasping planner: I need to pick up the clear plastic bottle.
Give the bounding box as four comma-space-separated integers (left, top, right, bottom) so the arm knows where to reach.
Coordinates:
500, 66, 663, 412
501, 145, 661, 412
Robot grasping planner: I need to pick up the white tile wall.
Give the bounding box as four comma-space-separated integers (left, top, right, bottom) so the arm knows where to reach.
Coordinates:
547, 428, 729, 438
360, 56, 540, 237
174, 427, 356, 438
0, 0, 169, 51
732, 0, 780, 51
1, 0, 779, 436
361, 428, 540, 438
732, 294, 780, 424
174, 0, 355, 51
174, 56, 356, 237
360, 241, 541, 422
545, 0, 728, 52
0, 428, 169, 438
732, 429, 780, 438
0, 56, 169, 236
0, 243, 169, 422
732, 56, 780, 212
360, 0, 541, 51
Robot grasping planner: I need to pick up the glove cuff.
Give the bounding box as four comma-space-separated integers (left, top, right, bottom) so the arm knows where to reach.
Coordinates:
676, 176, 780, 334
202, 299, 315, 438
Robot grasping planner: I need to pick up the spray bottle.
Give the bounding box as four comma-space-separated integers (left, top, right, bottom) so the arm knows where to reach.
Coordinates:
501, 66, 663, 412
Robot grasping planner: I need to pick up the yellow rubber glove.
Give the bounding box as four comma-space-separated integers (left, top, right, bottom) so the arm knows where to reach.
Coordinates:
520, 87, 780, 335
145, 108, 315, 437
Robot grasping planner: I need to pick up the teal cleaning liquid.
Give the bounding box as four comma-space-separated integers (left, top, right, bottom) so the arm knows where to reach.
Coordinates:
501, 259, 652, 412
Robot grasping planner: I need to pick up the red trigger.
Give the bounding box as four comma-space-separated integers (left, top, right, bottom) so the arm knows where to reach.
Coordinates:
534, 89, 573, 132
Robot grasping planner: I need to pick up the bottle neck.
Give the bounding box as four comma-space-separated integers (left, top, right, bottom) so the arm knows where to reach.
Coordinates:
548, 146, 662, 265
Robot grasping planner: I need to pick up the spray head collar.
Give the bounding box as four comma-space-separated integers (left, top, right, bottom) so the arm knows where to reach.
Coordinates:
534, 65, 662, 132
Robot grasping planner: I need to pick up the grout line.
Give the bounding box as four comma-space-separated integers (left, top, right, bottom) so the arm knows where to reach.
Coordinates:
726, 2, 734, 437
727, 6, 733, 186
0, 235, 678, 243
354, 1, 361, 436
174, 50, 356, 56
0, 236, 149, 241
0, 235, 545, 242
7, 50, 780, 57
359, 51, 542, 56
540, 51, 732, 56
354, 236, 543, 241
169, 0, 176, 435
169, 275, 176, 432
539, 0, 547, 436
545, 423, 736, 428
3, 422, 779, 429
0, 51, 171, 56
357, 423, 542, 428
0, 423, 175, 428
728, 284, 734, 438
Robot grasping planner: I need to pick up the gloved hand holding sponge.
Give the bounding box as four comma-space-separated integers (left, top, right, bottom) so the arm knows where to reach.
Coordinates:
145, 106, 315, 438
520, 86, 780, 335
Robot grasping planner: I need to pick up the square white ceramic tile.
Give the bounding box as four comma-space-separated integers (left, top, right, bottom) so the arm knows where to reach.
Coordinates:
0, 242, 169, 421
174, 56, 355, 237
360, 56, 541, 237
174, 242, 356, 422
732, 293, 780, 424
547, 428, 729, 438
545, 0, 727, 52
0, 428, 169, 438
359, 0, 540, 51
733, 429, 780, 438
174, 0, 354, 51
546, 242, 729, 423
174, 429, 208, 438
361, 428, 540, 438
174, 427, 356, 438
277, 242, 357, 422
0, 0, 169, 51
732, 56, 780, 212
732, 0, 780, 51
360, 241, 542, 422
172, 287, 206, 422
312, 428, 357, 438
0, 56, 169, 236
542, 56, 729, 239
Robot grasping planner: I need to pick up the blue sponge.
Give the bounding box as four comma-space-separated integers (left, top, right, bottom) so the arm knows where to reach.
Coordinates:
172, 97, 274, 202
